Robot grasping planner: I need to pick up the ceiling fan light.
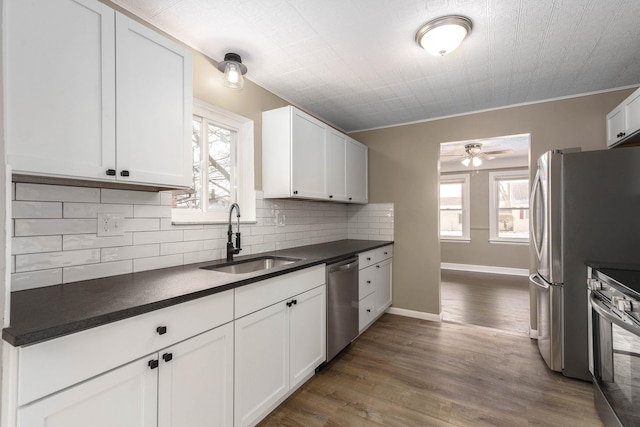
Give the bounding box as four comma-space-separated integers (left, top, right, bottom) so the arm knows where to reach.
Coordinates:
416, 16, 472, 56
461, 158, 471, 167
472, 157, 482, 167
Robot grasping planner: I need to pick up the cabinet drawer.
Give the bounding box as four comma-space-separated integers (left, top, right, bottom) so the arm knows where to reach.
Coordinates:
376, 245, 393, 261
358, 266, 376, 300
235, 265, 325, 318
17, 290, 233, 406
359, 293, 377, 332
358, 250, 377, 269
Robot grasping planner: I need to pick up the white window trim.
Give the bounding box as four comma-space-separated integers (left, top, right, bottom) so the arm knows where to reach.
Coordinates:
172, 99, 256, 224
488, 170, 529, 244
439, 173, 470, 242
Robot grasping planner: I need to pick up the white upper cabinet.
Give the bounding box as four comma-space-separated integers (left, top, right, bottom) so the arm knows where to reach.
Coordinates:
607, 87, 640, 148
325, 129, 348, 201
346, 138, 368, 203
5, 0, 116, 181
262, 105, 368, 203
4, 0, 192, 188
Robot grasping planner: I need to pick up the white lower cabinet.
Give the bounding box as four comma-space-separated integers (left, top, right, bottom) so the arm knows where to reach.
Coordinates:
358, 245, 393, 333
234, 285, 326, 427
18, 357, 158, 427
17, 323, 234, 427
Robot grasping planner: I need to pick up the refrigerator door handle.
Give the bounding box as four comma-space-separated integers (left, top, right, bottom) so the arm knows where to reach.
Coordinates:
529, 273, 550, 289
530, 168, 544, 260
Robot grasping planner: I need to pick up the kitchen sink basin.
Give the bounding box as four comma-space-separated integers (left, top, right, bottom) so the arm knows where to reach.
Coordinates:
201, 256, 304, 275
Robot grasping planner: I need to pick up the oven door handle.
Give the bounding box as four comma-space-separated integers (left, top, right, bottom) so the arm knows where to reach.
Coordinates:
529, 273, 550, 289
590, 294, 640, 336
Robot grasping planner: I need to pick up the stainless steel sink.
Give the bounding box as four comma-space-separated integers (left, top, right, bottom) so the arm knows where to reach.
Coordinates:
201, 256, 303, 275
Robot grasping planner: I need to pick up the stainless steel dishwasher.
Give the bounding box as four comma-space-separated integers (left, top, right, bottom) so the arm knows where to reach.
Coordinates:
326, 257, 359, 362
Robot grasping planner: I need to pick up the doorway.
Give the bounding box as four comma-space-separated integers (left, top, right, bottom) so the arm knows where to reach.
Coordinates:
438, 134, 531, 335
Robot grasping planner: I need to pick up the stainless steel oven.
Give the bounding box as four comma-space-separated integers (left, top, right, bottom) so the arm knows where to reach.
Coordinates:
588, 265, 640, 427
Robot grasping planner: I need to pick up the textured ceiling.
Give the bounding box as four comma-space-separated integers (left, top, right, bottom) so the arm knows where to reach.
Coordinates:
112, 0, 640, 132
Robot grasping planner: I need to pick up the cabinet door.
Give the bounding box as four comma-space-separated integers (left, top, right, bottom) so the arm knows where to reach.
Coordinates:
235, 302, 289, 427
346, 139, 368, 203
291, 110, 326, 199
374, 258, 393, 317
359, 292, 377, 333
289, 286, 326, 388
5, 0, 116, 180
158, 323, 234, 427
325, 130, 348, 201
18, 357, 157, 427
606, 105, 626, 147
624, 89, 640, 137
115, 12, 192, 187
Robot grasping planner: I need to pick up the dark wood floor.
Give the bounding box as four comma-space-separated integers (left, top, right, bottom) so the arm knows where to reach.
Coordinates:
259, 315, 603, 427
441, 270, 531, 336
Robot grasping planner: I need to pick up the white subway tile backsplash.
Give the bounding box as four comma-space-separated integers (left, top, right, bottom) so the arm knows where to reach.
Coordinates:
63, 234, 133, 250
16, 183, 100, 203
12, 236, 63, 255
134, 205, 172, 218
10, 182, 394, 290
183, 250, 222, 265
63, 261, 133, 283
12, 269, 63, 291
15, 219, 97, 236
133, 230, 183, 245
160, 241, 203, 256
16, 249, 100, 272
123, 218, 161, 232
12, 201, 62, 219
63, 203, 134, 219
133, 254, 183, 273
101, 244, 160, 262
101, 188, 161, 205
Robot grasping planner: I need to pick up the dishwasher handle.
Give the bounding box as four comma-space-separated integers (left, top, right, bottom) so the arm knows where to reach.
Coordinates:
328, 257, 359, 273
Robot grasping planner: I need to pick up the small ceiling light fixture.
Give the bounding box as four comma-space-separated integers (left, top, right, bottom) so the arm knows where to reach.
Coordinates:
415, 15, 472, 56
217, 53, 248, 89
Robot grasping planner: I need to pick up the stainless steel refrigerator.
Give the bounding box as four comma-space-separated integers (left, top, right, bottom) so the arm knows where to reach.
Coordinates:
530, 147, 640, 381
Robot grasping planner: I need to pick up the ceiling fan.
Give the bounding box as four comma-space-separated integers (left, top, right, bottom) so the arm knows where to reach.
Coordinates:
444, 143, 513, 167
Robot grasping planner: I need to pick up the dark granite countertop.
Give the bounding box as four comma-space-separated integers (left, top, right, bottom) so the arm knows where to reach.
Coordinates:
4, 239, 392, 347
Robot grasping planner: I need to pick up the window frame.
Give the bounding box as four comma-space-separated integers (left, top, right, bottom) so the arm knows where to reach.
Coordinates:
172, 99, 255, 224
439, 173, 470, 242
488, 170, 529, 244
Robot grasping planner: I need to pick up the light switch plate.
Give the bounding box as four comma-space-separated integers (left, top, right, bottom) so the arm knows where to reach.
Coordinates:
97, 213, 124, 237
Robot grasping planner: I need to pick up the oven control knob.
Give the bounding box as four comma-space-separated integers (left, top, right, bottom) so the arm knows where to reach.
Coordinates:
587, 278, 603, 291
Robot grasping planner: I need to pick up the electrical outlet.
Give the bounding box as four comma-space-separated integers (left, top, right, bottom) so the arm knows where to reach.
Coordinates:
97, 213, 124, 237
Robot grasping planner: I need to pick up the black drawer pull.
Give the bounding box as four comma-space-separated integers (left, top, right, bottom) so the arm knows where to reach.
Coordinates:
120, 170, 130, 177
286, 301, 292, 307
106, 169, 116, 176
367, 257, 371, 261
293, 190, 298, 195
367, 280, 371, 284
162, 352, 173, 363
329, 195, 333, 198
366, 309, 371, 313
377, 265, 380, 268
156, 326, 167, 335
349, 197, 353, 200
148, 359, 159, 369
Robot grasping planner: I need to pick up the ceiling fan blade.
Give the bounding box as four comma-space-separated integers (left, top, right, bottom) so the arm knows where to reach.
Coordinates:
482, 149, 514, 155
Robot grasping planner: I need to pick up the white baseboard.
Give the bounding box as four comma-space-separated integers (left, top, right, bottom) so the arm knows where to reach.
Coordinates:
441, 262, 529, 277
386, 307, 442, 322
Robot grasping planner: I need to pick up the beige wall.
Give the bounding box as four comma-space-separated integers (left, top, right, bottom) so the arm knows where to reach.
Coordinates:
441, 168, 529, 269
351, 89, 634, 316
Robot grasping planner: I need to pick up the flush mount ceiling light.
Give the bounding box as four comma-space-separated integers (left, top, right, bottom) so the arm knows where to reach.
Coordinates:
217, 53, 248, 89
415, 15, 473, 56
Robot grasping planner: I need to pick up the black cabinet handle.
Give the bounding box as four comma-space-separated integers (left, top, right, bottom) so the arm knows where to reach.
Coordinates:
156, 326, 167, 335
162, 352, 173, 363
366, 257, 371, 261
120, 170, 130, 177
293, 299, 297, 305
106, 169, 116, 176
377, 265, 380, 268
148, 359, 159, 369
348, 197, 353, 200
286, 301, 292, 307
366, 309, 371, 313
329, 195, 333, 199
367, 280, 371, 284
384, 252, 388, 255
293, 190, 298, 195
